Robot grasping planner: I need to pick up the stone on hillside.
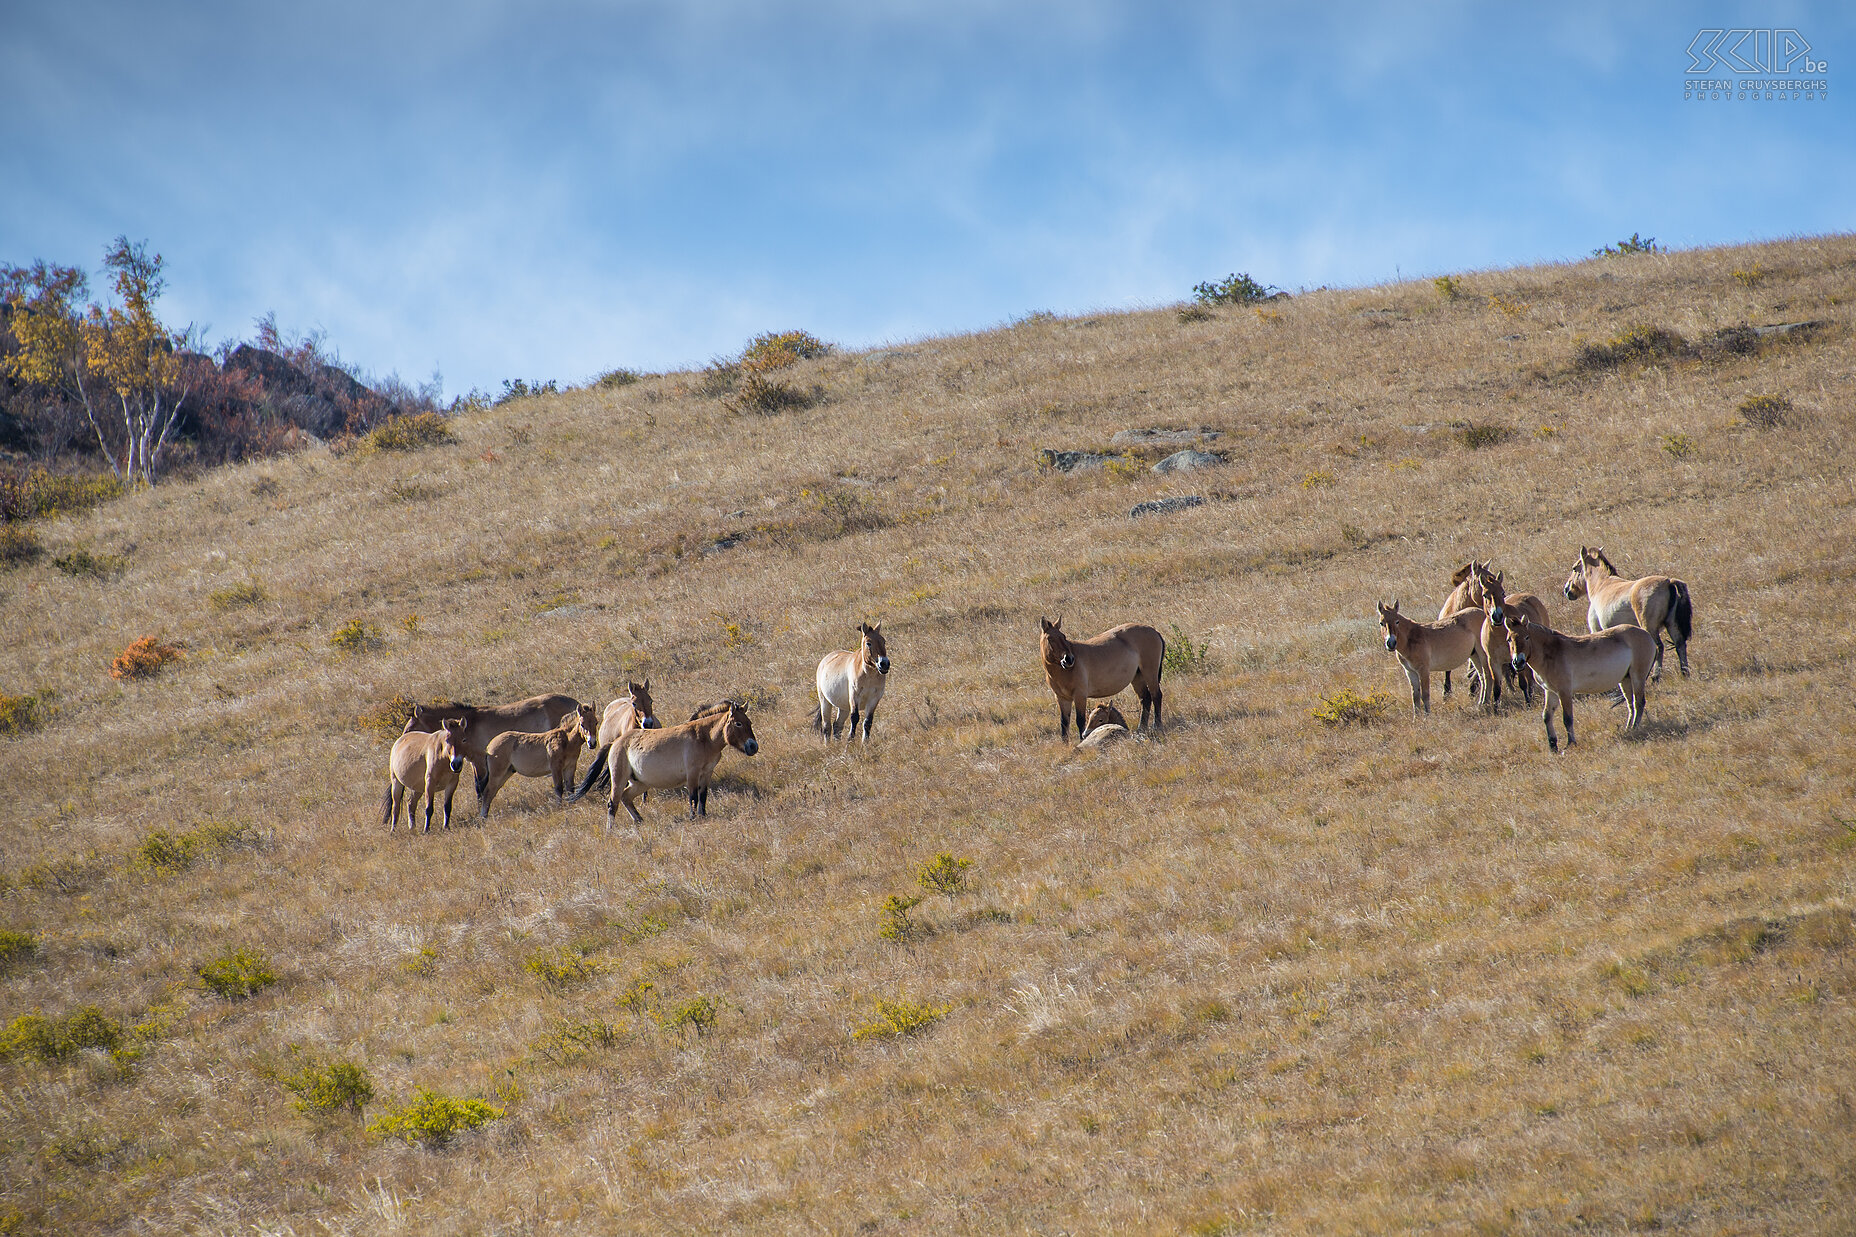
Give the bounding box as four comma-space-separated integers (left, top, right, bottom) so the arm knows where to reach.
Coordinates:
1151, 449, 1225, 474
1038, 448, 1114, 473
1129, 495, 1206, 519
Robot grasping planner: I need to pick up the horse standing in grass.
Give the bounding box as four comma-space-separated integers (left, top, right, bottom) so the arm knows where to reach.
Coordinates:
603, 701, 760, 828
1470, 563, 1553, 706
569, 681, 661, 802
816, 622, 890, 742
383, 718, 468, 834
1376, 600, 1489, 715
1563, 546, 1693, 680
404, 693, 582, 801
1437, 561, 1488, 699
480, 704, 598, 819
1039, 617, 1165, 739
1501, 612, 1656, 752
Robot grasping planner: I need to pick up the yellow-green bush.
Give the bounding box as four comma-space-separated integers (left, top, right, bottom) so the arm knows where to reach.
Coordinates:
1312, 689, 1393, 726
282, 1058, 374, 1114
741, 330, 830, 372
197, 947, 277, 1000
1738, 393, 1792, 428
0, 690, 49, 737
0, 929, 39, 973
879, 894, 926, 942
51, 546, 127, 579
2, 1006, 124, 1062
1574, 324, 1688, 370
131, 821, 259, 876
367, 1088, 505, 1147
0, 467, 123, 522
524, 944, 605, 990
0, 525, 42, 569
917, 853, 973, 903
359, 412, 457, 454
209, 579, 267, 610
328, 617, 383, 654
851, 997, 949, 1042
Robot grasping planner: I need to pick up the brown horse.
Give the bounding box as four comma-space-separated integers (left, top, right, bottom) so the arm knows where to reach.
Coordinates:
1039, 617, 1165, 740
1563, 547, 1693, 680
1376, 600, 1488, 715
1437, 561, 1488, 699
382, 718, 468, 834
405, 693, 582, 800
1501, 612, 1656, 752
605, 701, 760, 827
569, 681, 661, 801
1082, 702, 1127, 736
1469, 563, 1553, 707
816, 622, 891, 742
480, 704, 598, 819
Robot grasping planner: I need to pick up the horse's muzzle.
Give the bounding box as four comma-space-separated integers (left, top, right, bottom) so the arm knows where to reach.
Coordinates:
1563, 584, 1577, 600
741, 738, 759, 756
1383, 636, 1397, 652
1489, 605, 1505, 624
1059, 654, 1075, 670
449, 756, 464, 772
1510, 654, 1527, 672
876, 656, 890, 675
642, 715, 660, 729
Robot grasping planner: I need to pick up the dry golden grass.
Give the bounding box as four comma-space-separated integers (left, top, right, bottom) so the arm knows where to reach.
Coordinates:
2, 236, 1854, 1234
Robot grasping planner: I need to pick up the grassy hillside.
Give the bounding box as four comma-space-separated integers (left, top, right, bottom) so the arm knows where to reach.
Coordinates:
2, 236, 1853, 1235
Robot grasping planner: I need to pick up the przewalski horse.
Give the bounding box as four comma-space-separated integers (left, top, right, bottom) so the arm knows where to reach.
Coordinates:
382, 718, 468, 834
1469, 563, 1553, 706
1376, 600, 1489, 715
480, 704, 598, 820
1437, 561, 1489, 699
1501, 612, 1656, 753
1039, 617, 1166, 740
603, 700, 760, 828
568, 680, 661, 802
404, 693, 582, 800
1563, 547, 1693, 680
816, 622, 890, 742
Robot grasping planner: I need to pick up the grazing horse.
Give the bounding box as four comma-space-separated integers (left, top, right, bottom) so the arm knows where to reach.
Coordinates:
569, 681, 661, 802
1437, 561, 1488, 699
1563, 547, 1693, 680
382, 718, 468, 834
1376, 600, 1489, 715
404, 693, 582, 800
1502, 612, 1655, 753
816, 622, 890, 742
480, 705, 598, 819
604, 700, 760, 827
1039, 617, 1166, 740
1469, 563, 1553, 706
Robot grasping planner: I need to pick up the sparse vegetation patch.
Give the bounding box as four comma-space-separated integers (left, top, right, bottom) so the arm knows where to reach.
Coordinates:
0, 689, 50, 736
52, 546, 127, 579
282, 1056, 374, 1114
359, 411, 456, 454
367, 1088, 505, 1148
852, 997, 949, 1041
1737, 393, 1792, 428
1193, 273, 1281, 306
1312, 689, 1393, 726
109, 636, 183, 680
196, 947, 277, 1000
1574, 324, 1688, 370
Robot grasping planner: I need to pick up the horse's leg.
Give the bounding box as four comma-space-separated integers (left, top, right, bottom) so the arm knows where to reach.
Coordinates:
1151, 682, 1163, 730
1650, 635, 1665, 683
1443, 669, 1452, 698
1403, 663, 1423, 715
861, 699, 879, 742
847, 707, 860, 742
1057, 698, 1072, 741
1561, 692, 1576, 748
442, 786, 456, 831
618, 778, 646, 824
688, 776, 703, 819
1541, 690, 1560, 753
422, 789, 435, 833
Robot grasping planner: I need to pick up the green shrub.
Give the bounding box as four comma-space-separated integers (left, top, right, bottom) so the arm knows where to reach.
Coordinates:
741, 330, 830, 372
879, 894, 926, 943
1312, 689, 1393, 726
1162, 625, 1213, 675
528, 1018, 622, 1065
0, 525, 42, 569
283, 1058, 374, 1114
656, 995, 719, 1040
1738, 393, 1792, 428
131, 821, 260, 876
367, 1088, 505, 1148
725, 373, 815, 415
1454, 422, 1515, 450
0, 690, 49, 737
1593, 232, 1660, 257
1574, 324, 1688, 370
51, 546, 127, 579
524, 944, 604, 990
1433, 275, 1462, 300
851, 997, 949, 1042
595, 368, 642, 388
197, 947, 277, 1000
495, 379, 558, 405
1193, 273, 1280, 306
329, 617, 383, 654
0, 468, 123, 523
359, 412, 457, 453
1661, 432, 1695, 459
917, 853, 973, 903
1, 1006, 123, 1061
209, 579, 267, 610
0, 929, 40, 973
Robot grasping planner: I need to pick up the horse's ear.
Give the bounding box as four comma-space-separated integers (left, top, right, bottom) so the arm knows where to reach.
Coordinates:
1452, 564, 1472, 585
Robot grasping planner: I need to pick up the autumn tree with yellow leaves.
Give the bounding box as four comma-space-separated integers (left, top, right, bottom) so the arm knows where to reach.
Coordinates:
3, 237, 197, 484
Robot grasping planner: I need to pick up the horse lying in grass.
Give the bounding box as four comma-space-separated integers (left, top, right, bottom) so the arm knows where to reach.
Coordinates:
816, 622, 890, 742
1563, 546, 1693, 680
1502, 612, 1655, 752
569, 680, 661, 802
603, 700, 760, 828
383, 718, 468, 834
1039, 617, 1165, 740
479, 704, 598, 819
1470, 563, 1552, 707
1377, 600, 1489, 715
405, 693, 582, 801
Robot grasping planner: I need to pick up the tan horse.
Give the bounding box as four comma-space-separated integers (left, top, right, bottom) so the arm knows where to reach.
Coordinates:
1039, 617, 1166, 739
1563, 547, 1693, 680
1501, 612, 1655, 752
816, 622, 890, 742
1376, 600, 1488, 715
405, 693, 582, 800
1082, 702, 1127, 736
605, 701, 760, 827
382, 718, 468, 834
569, 681, 661, 801
480, 704, 598, 819
1437, 561, 1488, 699
1469, 563, 1553, 706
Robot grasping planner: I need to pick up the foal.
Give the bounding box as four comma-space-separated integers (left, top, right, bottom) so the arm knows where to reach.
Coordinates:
480, 704, 598, 819
1376, 600, 1489, 715
383, 718, 468, 834
1039, 617, 1166, 740
1502, 612, 1655, 753
816, 622, 890, 742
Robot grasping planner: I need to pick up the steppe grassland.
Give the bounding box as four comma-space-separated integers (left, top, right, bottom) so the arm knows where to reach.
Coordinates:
0, 236, 1852, 1234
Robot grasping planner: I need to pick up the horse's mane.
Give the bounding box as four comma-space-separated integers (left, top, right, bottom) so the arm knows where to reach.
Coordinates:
1589, 548, 1618, 575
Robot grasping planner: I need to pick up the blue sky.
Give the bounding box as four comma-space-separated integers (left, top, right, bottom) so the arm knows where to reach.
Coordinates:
2, 2, 1849, 397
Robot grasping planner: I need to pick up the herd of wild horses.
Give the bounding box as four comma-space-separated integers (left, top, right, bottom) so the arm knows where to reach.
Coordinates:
383, 545, 1693, 833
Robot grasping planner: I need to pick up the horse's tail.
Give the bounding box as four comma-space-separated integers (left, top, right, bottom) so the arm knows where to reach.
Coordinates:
1668, 579, 1693, 646
566, 744, 611, 803
1153, 630, 1166, 685
380, 780, 395, 828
